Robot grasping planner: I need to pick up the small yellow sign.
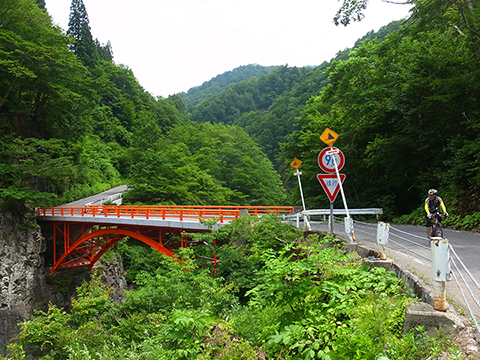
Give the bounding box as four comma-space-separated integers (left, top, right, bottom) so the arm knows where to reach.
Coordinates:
290, 158, 302, 169
320, 128, 339, 147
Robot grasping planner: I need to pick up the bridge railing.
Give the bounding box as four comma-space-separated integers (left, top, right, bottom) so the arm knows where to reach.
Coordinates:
37, 205, 293, 223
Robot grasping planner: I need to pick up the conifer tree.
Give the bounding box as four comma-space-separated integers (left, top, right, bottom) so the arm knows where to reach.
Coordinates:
95, 39, 113, 62
36, 0, 45, 9
67, 0, 98, 67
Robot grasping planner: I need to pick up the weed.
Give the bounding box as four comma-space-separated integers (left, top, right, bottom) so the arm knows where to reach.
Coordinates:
51, 275, 73, 295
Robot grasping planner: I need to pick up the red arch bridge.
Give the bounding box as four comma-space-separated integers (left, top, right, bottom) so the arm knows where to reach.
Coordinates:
36, 205, 293, 273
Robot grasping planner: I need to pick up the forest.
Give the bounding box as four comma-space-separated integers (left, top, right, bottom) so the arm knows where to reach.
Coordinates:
2, 0, 479, 226
0, 0, 286, 212
2, 0, 480, 222
1, 0, 480, 358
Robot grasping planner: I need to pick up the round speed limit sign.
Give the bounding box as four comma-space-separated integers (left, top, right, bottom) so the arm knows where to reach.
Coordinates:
318, 147, 345, 173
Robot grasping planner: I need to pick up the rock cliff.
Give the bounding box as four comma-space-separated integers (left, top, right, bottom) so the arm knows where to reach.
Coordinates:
0, 204, 51, 355
0, 204, 127, 355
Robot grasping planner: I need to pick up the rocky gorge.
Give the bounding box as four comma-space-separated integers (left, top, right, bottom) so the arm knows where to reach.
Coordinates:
0, 204, 127, 356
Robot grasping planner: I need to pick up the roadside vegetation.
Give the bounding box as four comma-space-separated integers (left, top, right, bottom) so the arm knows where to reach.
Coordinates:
2, 216, 464, 360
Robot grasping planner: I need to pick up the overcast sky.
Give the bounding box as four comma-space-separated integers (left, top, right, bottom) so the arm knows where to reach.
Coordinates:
45, 0, 411, 98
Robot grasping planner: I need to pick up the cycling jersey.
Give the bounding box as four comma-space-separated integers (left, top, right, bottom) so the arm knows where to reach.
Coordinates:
424, 196, 447, 215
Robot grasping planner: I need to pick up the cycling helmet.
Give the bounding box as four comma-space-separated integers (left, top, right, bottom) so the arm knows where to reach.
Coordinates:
428, 189, 438, 195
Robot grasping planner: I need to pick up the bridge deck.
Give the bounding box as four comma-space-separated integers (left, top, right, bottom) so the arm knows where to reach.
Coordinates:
37, 205, 292, 229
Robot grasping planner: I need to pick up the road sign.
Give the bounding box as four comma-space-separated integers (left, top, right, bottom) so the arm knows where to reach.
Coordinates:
318, 147, 345, 173
320, 128, 339, 147
317, 174, 346, 202
290, 157, 302, 169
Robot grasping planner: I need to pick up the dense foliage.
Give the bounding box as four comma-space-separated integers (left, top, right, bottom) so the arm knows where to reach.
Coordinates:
0, 0, 285, 209
2, 217, 457, 360
178, 64, 277, 108
123, 122, 285, 206
3, 0, 480, 222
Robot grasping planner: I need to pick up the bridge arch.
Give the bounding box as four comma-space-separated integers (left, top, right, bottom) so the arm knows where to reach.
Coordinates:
52, 227, 175, 273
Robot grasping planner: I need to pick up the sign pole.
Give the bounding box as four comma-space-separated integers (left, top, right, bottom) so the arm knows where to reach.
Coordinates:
330, 147, 355, 241
295, 171, 307, 213
295, 171, 311, 230
330, 148, 349, 218
291, 158, 311, 230
329, 202, 334, 235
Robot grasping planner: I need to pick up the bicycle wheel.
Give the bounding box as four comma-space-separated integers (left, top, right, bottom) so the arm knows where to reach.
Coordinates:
436, 222, 443, 238
431, 222, 443, 238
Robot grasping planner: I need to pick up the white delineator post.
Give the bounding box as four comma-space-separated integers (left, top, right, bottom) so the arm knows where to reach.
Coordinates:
430, 237, 452, 311
377, 222, 389, 260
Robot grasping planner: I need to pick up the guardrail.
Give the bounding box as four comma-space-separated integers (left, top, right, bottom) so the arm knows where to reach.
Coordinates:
303, 208, 383, 216
85, 192, 123, 206
37, 205, 293, 224
283, 208, 383, 223
283, 208, 383, 232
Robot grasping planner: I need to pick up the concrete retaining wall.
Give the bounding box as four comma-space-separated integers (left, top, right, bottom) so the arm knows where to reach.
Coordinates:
345, 242, 435, 306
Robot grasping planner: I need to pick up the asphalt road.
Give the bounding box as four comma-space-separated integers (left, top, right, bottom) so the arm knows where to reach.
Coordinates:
310, 220, 480, 321
59, 185, 128, 207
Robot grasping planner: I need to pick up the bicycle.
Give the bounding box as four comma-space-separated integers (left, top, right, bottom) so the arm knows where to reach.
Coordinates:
429, 211, 444, 238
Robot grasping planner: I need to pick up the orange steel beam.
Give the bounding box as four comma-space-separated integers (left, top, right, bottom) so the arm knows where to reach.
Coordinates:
49, 222, 214, 273
51, 223, 173, 272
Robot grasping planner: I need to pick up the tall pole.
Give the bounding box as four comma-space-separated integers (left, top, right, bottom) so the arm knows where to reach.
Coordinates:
330, 147, 355, 241
295, 170, 311, 230
295, 171, 307, 212
330, 148, 349, 219
329, 202, 334, 235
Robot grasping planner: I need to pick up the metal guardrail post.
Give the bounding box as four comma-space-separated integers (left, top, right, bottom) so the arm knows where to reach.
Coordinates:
328, 203, 334, 235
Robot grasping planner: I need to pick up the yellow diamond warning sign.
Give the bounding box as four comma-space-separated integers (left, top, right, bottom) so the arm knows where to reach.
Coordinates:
320, 128, 339, 147
290, 158, 302, 169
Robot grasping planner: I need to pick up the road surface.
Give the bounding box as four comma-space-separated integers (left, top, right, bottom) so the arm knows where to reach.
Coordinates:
59, 185, 128, 207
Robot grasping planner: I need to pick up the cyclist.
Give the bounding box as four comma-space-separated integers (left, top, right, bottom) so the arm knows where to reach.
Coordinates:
425, 189, 448, 238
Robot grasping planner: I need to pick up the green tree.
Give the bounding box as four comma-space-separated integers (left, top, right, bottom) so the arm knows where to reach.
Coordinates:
179, 64, 277, 107
124, 123, 286, 206
95, 39, 113, 62
282, 11, 480, 216
67, 0, 98, 67
166, 123, 286, 205
167, 94, 187, 114
0, 0, 90, 140
333, 0, 370, 26
0, 136, 77, 207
